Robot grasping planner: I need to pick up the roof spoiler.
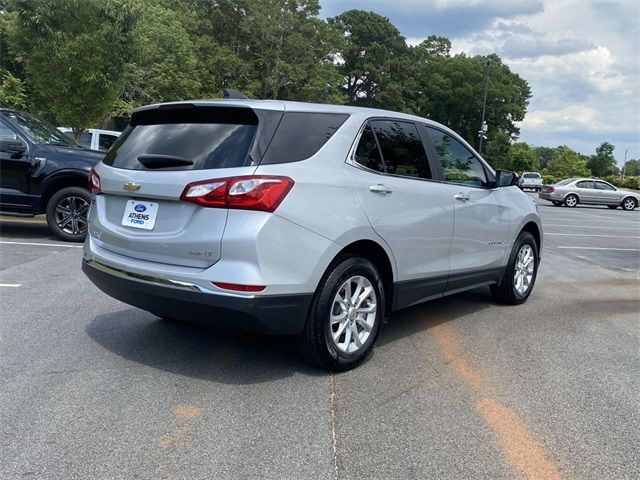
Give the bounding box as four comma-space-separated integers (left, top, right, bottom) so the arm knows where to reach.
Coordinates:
223, 88, 249, 100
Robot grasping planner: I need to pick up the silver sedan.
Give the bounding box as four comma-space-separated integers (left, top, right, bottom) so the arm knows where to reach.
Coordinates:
539, 178, 639, 210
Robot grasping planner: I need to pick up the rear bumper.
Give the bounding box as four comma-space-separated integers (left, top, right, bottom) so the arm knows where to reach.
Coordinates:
82, 259, 312, 335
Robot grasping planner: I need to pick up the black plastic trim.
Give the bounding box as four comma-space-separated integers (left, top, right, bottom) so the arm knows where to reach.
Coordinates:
82, 260, 313, 335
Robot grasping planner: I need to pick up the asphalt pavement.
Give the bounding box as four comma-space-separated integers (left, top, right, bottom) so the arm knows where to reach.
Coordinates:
0, 195, 639, 480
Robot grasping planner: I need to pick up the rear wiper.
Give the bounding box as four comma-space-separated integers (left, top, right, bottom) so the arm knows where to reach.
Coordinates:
137, 154, 193, 169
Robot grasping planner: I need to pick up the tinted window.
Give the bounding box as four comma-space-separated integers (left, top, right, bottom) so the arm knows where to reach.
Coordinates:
0, 122, 17, 140
78, 132, 92, 148
353, 124, 384, 172
595, 181, 615, 191
262, 112, 349, 164
104, 122, 257, 171
426, 128, 488, 187
98, 133, 118, 151
5, 111, 76, 146
523, 173, 540, 178
370, 120, 431, 179
576, 180, 594, 189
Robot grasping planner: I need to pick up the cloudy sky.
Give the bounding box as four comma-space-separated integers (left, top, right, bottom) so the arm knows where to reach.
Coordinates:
320, 0, 640, 165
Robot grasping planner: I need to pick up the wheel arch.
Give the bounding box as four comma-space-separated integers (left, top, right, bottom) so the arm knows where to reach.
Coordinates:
39, 171, 89, 212
621, 195, 638, 208
563, 191, 580, 203
520, 221, 542, 253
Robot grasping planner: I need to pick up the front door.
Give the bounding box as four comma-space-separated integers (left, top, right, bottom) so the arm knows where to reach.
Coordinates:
424, 127, 510, 288
0, 120, 31, 209
594, 180, 619, 205
346, 120, 454, 307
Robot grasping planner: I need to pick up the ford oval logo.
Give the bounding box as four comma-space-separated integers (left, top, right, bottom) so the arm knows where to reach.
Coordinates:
134, 204, 147, 212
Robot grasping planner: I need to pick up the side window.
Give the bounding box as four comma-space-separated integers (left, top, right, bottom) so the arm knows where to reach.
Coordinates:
353, 124, 384, 173
0, 122, 17, 140
576, 180, 594, 189
426, 127, 488, 187
595, 181, 615, 191
78, 132, 92, 148
98, 133, 118, 151
370, 120, 432, 179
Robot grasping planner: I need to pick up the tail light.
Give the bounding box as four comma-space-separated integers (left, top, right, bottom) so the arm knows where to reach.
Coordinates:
180, 175, 294, 212
547, 187, 555, 193
212, 282, 266, 292
89, 167, 101, 194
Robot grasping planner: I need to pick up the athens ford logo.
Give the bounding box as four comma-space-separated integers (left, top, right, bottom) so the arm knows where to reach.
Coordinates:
134, 204, 147, 213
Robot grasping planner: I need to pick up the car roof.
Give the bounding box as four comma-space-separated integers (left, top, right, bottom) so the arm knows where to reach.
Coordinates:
133, 99, 446, 129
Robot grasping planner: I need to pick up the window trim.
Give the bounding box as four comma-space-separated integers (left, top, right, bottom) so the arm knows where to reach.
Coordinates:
421, 124, 497, 190
594, 180, 617, 191
346, 117, 442, 184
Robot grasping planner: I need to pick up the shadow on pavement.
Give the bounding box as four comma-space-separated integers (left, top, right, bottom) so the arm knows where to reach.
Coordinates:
86, 286, 496, 385
0, 218, 58, 241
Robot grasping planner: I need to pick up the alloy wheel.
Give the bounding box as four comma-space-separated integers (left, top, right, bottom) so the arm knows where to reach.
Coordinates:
54, 195, 89, 236
623, 198, 636, 210
514, 244, 535, 296
330, 275, 377, 353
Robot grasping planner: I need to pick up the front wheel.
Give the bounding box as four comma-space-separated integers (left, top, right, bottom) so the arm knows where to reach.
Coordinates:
46, 186, 91, 242
564, 194, 579, 208
299, 255, 384, 371
491, 232, 539, 305
621, 197, 638, 211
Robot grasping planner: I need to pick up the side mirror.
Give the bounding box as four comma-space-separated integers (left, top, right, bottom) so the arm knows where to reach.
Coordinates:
495, 169, 518, 187
0, 138, 27, 157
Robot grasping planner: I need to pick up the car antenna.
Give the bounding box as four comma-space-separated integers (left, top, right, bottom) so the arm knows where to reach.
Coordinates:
223, 88, 249, 99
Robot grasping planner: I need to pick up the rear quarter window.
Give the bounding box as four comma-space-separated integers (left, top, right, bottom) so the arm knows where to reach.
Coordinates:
261, 112, 349, 164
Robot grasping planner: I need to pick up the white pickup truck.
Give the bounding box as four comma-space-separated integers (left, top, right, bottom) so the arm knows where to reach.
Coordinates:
519, 172, 543, 191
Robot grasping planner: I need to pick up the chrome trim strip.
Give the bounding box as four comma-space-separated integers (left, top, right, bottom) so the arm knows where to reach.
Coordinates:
84, 259, 213, 293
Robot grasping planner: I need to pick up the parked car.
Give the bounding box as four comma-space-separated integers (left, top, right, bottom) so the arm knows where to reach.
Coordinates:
58, 127, 121, 152
82, 99, 542, 371
0, 109, 104, 241
518, 172, 543, 191
539, 178, 639, 210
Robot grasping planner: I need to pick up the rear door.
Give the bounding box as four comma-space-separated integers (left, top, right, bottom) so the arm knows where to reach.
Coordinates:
575, 180, 597, 203
91, 104, 282, 268
424, 126, 510, 283
346, 120, 454, 305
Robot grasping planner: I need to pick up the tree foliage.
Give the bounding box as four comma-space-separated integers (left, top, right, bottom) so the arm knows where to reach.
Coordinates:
544, 146, 591, 178
623, 159, 640, 177
587, 141, 617, 177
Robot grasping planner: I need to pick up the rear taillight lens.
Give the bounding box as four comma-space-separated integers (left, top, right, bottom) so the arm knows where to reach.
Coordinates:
180, 175, 294, 212
547, 187, 555, 193
212, 282, 266, 292
89, 167, 101, 194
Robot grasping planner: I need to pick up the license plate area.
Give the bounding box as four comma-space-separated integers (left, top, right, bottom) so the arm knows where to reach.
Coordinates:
121, 200, 158, 230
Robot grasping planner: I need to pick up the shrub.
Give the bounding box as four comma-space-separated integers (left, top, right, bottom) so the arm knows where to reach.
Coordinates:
542, 175, 557, 185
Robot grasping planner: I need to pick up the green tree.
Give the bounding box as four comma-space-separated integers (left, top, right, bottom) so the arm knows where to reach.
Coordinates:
544, 146, 590, 178
482, 131, 511, 169
412, 53, 531, 150
534, 146, 555, 170
5, 0, 136, 138
0, 69, 26, 109
622, 159, 640, 176
329, 10, 410, 110
509, 142, 541, 173
587, 141, 617, 177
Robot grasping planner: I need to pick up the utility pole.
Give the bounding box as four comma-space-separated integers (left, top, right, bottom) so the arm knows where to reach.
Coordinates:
622, 149, 628, 178
478, 60, 490, 155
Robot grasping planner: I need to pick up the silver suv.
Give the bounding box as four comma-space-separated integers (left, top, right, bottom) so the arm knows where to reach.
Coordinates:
82, 99, 542, 370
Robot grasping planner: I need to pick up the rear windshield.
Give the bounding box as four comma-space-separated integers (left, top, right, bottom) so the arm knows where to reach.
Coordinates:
523, 173, 540, 178
555, 178, 575, 186
103, 106, 258, 170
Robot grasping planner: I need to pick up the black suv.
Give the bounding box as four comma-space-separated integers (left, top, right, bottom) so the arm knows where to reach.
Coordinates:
0, 109, 104, 241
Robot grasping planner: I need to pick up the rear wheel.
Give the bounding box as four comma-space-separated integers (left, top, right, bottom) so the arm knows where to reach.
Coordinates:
46, 186, 91, 242
299, 255, 384, 371
564, 194, 578, 208
491, 232, 538, 305
622, 197, 638, 211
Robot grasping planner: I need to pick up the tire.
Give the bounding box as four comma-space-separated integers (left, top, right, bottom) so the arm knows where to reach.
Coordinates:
552, 201, 562, 206
491, 232, 539, 305
299, 255, 385, 371
621, 197, 638, 211
607, 205, 618, 210
564, 194, 579, 208
46, 186, 91, 242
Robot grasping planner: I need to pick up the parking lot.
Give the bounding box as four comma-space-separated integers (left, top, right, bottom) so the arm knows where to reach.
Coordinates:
1, 194, 638, 480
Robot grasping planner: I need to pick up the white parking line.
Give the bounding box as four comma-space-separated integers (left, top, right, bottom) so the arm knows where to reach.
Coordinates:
557, 246, 640, 251
543, 224, 640, 230
542, 217, 640, 225
0, 241, 82, 248
0, 283, 22, 287
548, 212, 640, 223
545, 233, 640, 239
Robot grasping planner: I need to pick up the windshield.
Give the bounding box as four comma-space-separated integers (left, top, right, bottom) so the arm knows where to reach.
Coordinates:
5, 111, 77, 146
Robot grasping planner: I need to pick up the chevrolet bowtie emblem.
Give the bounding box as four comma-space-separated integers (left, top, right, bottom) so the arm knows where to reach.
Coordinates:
123, 182, 141, 192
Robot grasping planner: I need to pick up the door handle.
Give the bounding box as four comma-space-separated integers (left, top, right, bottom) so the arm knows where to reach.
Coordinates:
453, 193, 470, 201
369, 184, 393, 194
